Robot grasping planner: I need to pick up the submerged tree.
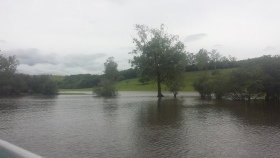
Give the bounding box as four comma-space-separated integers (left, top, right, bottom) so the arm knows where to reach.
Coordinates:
165, 72, 186, 98
94, 57, 118, 96
130, 24, 187, 97
193, 73, 212, 99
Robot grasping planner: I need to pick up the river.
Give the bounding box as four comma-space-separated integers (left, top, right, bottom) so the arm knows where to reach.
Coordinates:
1, 92, 280, 157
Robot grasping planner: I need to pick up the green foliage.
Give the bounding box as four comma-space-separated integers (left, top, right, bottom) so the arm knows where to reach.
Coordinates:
193, 55, 280, 101
130, 24, 187, 97
193, 73, 212, 99
211, 75, 229, 99
18, 74, 50, 93
186, 49, 238, 71
41, 80, 58, 95
195, 49, 210, 71
0, 54, 26, 95
138, 75, 150, 84
0, 54, 19, 73
93, 80, 117, 96
58, 74, 101, 89
165, 72, 186, 98
104, 57, 118, 82
94, 57, 118, 96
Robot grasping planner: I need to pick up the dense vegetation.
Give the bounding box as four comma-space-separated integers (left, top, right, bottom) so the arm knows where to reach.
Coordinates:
194, 55, 280, 101
0, 54, 58, 95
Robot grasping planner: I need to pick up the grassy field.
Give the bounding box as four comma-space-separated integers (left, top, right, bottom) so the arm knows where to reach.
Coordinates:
56, 68, 236, 92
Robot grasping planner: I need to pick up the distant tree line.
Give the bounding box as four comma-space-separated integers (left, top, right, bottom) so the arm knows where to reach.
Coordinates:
194, 55, 280, 101
58, 74, 101, 89
0, 54, 58, 95
186, 48, 239, 71
57, 68, 138, 89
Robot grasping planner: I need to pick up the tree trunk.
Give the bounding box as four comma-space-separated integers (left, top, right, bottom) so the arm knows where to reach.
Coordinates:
157, 78, 164, 97
154, 53, 164, 98
174, 93, 177, 98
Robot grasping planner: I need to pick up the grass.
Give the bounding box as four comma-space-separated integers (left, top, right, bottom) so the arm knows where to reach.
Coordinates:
57, 68, 236, 92
58, 88, 92, 92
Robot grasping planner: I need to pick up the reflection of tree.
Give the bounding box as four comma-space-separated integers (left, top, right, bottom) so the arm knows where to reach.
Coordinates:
101, 97, 119, 121
133, 98, 187, 157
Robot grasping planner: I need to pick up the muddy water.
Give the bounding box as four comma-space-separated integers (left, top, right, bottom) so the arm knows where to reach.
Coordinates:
1, 92, 280, 157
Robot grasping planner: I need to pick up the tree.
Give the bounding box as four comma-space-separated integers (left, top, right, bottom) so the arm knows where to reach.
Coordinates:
186, 52, 196, 65
103, 57, 118, 82
138, 75, 150, 84
130, 24, 187, 97
209, 49, 221, 70
0, 54, 19, 73
41, 80, 58, 95
220, 56, 228, 69
0, 54, 24, 95
193, 73, 212, 99
94, 57, 118, 96
195, 49, 209, 71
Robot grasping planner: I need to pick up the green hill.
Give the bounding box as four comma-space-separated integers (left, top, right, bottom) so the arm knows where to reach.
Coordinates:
56, 68, 236, 92
117, 68, 235, 92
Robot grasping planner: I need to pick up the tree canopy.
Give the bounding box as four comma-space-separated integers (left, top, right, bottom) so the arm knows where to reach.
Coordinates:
130, 24, 187, 97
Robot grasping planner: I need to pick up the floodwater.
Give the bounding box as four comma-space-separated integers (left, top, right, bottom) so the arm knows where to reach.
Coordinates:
0, 92, 280, 158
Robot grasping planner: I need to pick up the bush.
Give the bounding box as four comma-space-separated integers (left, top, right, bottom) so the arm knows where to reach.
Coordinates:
93, 80, 117, 96
41, 81, 58, 95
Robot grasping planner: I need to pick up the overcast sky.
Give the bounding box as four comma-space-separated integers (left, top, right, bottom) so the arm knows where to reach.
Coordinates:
1, 0, 279, 75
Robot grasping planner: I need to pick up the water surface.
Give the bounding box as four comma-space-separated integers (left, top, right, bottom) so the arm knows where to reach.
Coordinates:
1, 92, 280, 157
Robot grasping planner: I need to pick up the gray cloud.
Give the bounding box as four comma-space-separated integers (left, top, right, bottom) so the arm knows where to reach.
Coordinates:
63, 53, 106, 68
184, 33, 207, 43
3, 48, 58, 66
264, 46, 276, 51
3, 49, 109, 75
0, 40, 6, 43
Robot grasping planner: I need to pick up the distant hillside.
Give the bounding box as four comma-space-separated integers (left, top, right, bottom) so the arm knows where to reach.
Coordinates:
56, 68, 236, 92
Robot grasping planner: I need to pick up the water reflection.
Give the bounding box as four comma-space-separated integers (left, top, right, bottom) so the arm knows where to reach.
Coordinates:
133, 98, 187, 157
1, 92, 280, 158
